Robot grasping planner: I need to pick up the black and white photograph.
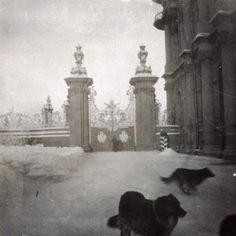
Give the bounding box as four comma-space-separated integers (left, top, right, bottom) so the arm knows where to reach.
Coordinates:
0, 0, 236, 235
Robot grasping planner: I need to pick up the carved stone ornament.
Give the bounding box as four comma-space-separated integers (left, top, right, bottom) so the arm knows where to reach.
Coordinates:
136, 45, 152, 74
119, 131, 129, 143
97, 131, 107, 143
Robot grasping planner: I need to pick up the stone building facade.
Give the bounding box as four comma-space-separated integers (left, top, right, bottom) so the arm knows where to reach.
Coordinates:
153, 0, 236, 158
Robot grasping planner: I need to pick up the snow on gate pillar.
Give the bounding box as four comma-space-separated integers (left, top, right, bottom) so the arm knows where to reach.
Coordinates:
65, 45, 93, 151
130, 45, 158, 150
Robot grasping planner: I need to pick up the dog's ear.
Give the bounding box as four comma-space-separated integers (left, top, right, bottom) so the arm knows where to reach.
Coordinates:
205, 167, 215, 177
167, 194, 178, 202
154, 196, 168, 215
167, 194, 175, 199
154, 195, 176, 216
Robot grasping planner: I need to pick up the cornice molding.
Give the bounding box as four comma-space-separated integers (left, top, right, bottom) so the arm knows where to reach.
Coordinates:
192, 33, 210, 45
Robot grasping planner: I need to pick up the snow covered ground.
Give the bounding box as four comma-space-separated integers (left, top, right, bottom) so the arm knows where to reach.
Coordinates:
0, 145, 84, 235
0, 148, 236, 236
0, 145, 84, 176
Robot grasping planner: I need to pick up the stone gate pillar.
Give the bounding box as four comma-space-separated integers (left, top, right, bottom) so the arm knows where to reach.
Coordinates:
65, 45, 93, 151
130, 45, 158, 150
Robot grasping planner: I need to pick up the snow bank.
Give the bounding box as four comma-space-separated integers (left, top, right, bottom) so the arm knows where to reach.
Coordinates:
0, 145, 83, 157
0, 145, 84, 176
159, 148, 178, 156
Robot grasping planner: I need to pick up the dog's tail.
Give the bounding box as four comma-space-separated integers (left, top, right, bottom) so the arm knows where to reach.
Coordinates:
107, 215, 119, 228
160, 176, 172, 184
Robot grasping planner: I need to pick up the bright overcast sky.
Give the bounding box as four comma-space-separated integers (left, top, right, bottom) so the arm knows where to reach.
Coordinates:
0, 0, 165, 115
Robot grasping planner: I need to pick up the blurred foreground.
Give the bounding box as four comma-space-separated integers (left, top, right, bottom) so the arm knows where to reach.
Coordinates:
0, 147, 236, 236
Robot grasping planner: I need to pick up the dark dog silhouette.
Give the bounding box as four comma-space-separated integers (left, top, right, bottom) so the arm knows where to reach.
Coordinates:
107, 191, 186, 236
160, 167, 215, 194
219, 214, 236, 236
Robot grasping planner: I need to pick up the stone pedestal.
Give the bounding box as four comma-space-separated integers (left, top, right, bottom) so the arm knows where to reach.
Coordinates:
130, 74, 158, 150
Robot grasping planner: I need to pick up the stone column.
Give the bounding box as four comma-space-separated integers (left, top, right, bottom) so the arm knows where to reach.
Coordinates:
164, 25, 175, 73
181, 73, 187, 151
220, 36, 236, 157
182, 0, 193, 49
180, 51, 197, 152
130, 45, 158, 150
199, 52, 218, 154
197, 0, 210, 33
210, 11, 236, 158
163, 75, 175, 124
65, 45, 93, 151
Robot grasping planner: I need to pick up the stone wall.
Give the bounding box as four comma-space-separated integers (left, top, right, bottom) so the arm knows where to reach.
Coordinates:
153, 0, 236, 158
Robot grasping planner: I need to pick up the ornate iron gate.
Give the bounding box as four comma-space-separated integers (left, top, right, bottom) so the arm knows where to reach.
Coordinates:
89, 86, 135, 151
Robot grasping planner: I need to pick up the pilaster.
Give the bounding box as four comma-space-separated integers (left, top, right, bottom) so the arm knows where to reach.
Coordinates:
220, 35, 236, 158
199, 51, 219, 154
197, 0, 211, 33
163, 73, 175, 124
211, 11, 236, 158
180, 50, 197, 153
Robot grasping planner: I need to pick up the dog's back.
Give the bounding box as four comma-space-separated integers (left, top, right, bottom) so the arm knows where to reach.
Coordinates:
107, 215, 119, 228
119, 191, 148, 219
107, 191, 145, 229
160, 167, 215, 194
107, 191, 186, 236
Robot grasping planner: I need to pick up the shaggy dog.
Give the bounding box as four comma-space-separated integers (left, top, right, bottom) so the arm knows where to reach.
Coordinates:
107, 191, 186, 236
160, 167, 215, 194
219, 214, 236, 236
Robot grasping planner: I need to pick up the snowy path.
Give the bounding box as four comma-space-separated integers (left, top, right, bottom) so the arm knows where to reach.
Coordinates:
21, 151, 236, 236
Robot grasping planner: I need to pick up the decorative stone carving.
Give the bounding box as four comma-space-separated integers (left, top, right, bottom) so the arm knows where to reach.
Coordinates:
134, 87, 155, 94
119, 131, 129, 143
71, 45, 87, 76
136, 45, 152, 74
97, 131, 107, 143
